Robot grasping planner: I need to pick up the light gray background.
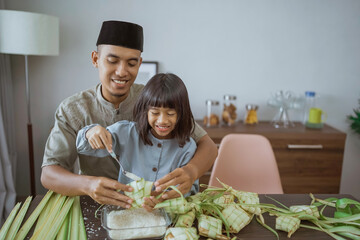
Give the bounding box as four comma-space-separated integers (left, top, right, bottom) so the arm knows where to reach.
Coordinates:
3, 0, 360, 198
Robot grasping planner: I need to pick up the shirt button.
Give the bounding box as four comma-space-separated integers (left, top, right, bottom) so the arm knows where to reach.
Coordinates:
152, 167, 157, 172
157, 143, 162, 148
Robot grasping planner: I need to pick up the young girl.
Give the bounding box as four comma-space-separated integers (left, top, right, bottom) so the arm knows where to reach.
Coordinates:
76, 73, 198, 205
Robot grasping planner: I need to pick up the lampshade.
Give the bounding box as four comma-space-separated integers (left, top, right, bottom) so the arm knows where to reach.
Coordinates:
0, 10, 59, 56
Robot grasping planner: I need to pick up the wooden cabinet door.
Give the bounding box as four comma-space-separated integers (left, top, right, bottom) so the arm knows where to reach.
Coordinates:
271, 138, 344, 193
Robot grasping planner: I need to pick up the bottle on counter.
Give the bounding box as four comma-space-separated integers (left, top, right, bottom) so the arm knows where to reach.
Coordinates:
204, 100, 220, 127
222, 95, 237, 126
303, 91, 316, 125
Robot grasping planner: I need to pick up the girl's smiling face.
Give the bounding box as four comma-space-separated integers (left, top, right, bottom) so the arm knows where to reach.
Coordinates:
147, 107, 178, 139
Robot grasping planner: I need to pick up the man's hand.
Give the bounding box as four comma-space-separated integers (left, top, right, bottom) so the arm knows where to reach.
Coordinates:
41, 165, 134, 208
86, 176, 134, 208
153, 165, 197, 200
85, 125, 112, 151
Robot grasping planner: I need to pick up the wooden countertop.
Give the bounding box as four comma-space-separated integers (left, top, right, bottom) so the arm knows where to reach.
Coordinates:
196, 120, 346, 140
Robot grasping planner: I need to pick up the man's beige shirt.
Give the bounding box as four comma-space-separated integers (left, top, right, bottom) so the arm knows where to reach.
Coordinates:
42, 83, 207, 180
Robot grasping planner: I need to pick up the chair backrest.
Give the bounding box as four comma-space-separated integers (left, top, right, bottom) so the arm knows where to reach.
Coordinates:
208, 134, 283, 194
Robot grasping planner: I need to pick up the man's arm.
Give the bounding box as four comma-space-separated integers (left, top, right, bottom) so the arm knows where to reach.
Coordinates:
41, 104, 133, 208
184, 134, 217, 181
41, 165, 133, 208
154, 134, 217, 198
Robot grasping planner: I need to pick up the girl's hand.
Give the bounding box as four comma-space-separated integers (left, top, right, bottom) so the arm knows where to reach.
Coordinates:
142, 195, 162, 212
153, 165, 196, 200
85, 125, 112, 151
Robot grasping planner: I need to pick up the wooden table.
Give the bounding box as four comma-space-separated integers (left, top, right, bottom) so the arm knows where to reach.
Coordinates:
75, 194, 354, 239
23, 194, 356, 239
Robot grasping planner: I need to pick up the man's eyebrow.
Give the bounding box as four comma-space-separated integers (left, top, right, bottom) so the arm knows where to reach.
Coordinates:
106, 54, 120, 58
128, 57, 139, 62
106, 54, 139, 62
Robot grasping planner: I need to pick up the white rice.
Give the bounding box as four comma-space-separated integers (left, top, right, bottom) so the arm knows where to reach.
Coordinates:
107, 208, 167, 239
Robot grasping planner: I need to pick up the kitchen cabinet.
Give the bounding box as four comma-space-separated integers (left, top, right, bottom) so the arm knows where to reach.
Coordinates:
197, 121, 346, 193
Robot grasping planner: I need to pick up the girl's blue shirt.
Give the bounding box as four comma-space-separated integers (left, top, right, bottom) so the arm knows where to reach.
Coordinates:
76, 120, 199, 195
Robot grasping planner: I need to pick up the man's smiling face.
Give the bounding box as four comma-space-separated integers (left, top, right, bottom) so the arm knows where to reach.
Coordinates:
92, 45, 142, 106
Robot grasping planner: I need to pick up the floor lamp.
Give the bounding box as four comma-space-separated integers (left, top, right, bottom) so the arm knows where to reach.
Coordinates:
0, 10, 59, 196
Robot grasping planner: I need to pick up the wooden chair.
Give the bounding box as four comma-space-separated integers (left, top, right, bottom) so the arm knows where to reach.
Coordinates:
208, 134, 283, 194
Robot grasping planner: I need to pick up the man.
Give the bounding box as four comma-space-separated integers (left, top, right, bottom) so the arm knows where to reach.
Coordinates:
41, 21, 217, 209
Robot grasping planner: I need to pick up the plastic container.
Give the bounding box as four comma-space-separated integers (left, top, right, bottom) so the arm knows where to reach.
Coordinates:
204, 100, 220, 127
101, 205, 171, 240
303, 91, 316, 125
222, 95, 237, 126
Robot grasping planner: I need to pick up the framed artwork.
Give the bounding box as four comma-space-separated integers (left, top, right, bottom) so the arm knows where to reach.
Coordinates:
136, 61, 158, 85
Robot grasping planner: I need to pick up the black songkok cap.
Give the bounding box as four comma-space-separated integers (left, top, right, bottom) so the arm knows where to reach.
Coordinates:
96, 21, 143, 52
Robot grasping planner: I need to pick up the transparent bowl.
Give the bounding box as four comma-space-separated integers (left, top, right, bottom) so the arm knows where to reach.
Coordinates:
101, 205, 171, 240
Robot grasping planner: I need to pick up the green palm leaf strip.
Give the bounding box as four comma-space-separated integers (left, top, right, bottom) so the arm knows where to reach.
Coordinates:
69, 197, 80, 240
30, 194, 68, 239
0, 202, 21, 240
55, 211, 70, 240
5, 196, 32, 240
33, 191, 61, 233
31, 196, 75, 239
15, 190, 53, 240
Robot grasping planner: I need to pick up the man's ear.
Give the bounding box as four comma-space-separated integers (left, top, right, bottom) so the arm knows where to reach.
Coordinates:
91, 51, 99, 68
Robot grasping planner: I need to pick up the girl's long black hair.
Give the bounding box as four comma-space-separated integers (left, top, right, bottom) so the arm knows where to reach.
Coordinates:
133, 73, 194, 147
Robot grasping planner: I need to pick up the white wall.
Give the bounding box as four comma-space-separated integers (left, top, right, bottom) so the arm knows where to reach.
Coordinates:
4, 0, 360, 198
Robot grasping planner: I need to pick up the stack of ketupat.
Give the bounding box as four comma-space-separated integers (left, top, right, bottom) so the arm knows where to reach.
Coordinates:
268, 194, 360, 240
0, 191, 87, 240
155, 180, 261, 240
153, 179, 360, 240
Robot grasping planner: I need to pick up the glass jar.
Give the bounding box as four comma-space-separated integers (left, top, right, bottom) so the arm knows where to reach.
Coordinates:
203, 100, 220, 127
222, 95, 237, 126
244, 104, 259, 124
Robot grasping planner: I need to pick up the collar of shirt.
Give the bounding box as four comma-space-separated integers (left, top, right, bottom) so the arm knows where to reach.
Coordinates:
148, 130, 177, 147
95, 83, 135, 114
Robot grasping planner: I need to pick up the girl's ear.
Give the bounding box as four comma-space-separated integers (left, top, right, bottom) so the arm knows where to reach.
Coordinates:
91, 51, 99, 68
